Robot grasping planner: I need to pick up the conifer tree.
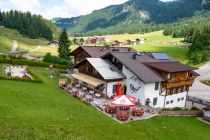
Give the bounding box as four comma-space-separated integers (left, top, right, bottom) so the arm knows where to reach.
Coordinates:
58, 29, 71, 60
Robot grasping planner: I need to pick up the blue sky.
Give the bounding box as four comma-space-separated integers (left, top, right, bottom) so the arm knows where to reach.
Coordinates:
0, 0, 173, 19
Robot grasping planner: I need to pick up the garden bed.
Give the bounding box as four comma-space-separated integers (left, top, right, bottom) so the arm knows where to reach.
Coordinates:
0, 65, 42, 83
160, 107, 203, 116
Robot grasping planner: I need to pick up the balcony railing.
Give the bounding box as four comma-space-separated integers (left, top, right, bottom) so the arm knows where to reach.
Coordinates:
161, 77, 195, 89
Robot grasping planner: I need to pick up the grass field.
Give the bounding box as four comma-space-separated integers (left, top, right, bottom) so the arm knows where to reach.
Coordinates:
106, 31, 189, 64
0, 65, 210, 139
0, 28, 200, 65
0, 27, 58, 56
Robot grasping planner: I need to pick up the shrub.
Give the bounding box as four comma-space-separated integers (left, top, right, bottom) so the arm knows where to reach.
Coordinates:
162, 108, 172, 111
0, 58, 12, 64
43, 53, 72, 69
43, 53, 54, 63
0, 58, 67, 69
57, 69, 67, 74
172, 107, 182, 111
191, 107, 200, 111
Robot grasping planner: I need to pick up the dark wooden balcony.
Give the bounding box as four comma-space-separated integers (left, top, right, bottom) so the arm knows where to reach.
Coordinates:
161, 77, 195, 89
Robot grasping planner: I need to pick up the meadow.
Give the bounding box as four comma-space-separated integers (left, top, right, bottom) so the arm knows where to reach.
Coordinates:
0, 28, 197, 65
0, 65, 210, 139
0, 27, 58, 56
106, 31, 189, 64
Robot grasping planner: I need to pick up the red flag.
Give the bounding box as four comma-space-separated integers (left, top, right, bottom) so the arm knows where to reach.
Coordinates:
116, 82, 121, 96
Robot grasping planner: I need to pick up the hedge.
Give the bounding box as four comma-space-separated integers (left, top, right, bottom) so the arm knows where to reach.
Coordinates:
0, 76, 43, 83
0, 58, 67, 69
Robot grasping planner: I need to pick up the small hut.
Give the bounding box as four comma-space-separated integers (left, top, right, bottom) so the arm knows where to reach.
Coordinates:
9, 50, 29, 58
47, 41, 59, 47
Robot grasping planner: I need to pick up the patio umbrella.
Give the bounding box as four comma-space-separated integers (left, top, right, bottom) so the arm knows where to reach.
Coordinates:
116, 82, 121, 96
111, 95, 136, 107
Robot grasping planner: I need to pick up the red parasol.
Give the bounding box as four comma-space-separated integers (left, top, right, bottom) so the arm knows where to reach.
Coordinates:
111, 95, 136, 107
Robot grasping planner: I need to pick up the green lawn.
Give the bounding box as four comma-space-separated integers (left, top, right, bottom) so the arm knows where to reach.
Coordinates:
0, 65, 210, 139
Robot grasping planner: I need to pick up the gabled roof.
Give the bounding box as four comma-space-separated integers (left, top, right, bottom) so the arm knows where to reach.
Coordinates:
102, 52, 198, 83
145, 61, 196, 72
87, 58, 125, 80
70, 46, 136, 58
103, 52, 164, 83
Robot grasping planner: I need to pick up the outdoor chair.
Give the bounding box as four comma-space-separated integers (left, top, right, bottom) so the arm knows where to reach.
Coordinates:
105, 106, 117, 114
132, 108, 144, 117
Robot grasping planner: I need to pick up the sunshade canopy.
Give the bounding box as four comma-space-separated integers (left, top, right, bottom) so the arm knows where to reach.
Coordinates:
111, 95, 136, 107
71, 73, 105, 87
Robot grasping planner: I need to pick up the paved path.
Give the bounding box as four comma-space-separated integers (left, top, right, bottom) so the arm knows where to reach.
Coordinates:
189, 62, 210, 102
29, 46, 42, 53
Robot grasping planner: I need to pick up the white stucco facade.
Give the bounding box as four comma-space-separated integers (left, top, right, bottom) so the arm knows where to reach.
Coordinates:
114, 65, 188, 108
74, 65, 188, 109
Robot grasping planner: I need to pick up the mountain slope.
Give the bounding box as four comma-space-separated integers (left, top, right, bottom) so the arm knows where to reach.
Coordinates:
54, 0, 210, 35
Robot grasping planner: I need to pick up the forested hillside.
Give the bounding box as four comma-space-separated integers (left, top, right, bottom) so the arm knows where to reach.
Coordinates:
0, 10, 61, 40
163, 11, 210, 65
54, 0, 210, 36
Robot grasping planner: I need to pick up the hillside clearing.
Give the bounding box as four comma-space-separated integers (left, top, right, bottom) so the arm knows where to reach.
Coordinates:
0, 27, 58, 56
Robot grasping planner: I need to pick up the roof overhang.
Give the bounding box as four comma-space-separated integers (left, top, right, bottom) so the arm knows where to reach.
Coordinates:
71, 73, 105, 87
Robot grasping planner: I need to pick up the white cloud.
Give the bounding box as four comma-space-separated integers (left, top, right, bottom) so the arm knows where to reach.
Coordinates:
42, 0, 128, 19
0, 0, 128, 19
0, 0, 174, 19
5, 0, 41, 12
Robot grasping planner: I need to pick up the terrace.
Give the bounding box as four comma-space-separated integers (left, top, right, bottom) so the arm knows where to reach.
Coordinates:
59, 81, 158, 123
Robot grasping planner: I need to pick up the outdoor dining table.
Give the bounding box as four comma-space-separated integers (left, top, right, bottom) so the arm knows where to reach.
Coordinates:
82, 87, 87, 91
78, 92, 85, 97
76, 84, 80, 88
116, 111, 129, 121
85, 95, 93, 102
89, 90, 95, 95
95, 93, 102, 98
72, 88, 77, 92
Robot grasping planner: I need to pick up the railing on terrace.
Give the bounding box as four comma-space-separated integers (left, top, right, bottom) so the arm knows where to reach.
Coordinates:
161, 77, 195, 89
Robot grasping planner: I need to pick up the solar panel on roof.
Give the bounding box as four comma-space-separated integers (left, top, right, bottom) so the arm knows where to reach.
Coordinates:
152, 53, 171, 60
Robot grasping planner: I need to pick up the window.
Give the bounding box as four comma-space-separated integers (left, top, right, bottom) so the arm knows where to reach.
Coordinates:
155, 82, 159, 90
177, 98, 181, 102
173, 88, 176, 94
177, 87, 181, 93
167, 73, 171, 79
93, 68, 97, 74
153, 98, 158, 106
182, 86, 186, 92
170, 100, 174, 104
181, 97, 185, 101
112, 85, 117, 94
166, 101, 169, 105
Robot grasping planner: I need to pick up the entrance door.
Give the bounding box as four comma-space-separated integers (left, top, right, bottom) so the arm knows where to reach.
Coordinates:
121, 85, 127, 95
